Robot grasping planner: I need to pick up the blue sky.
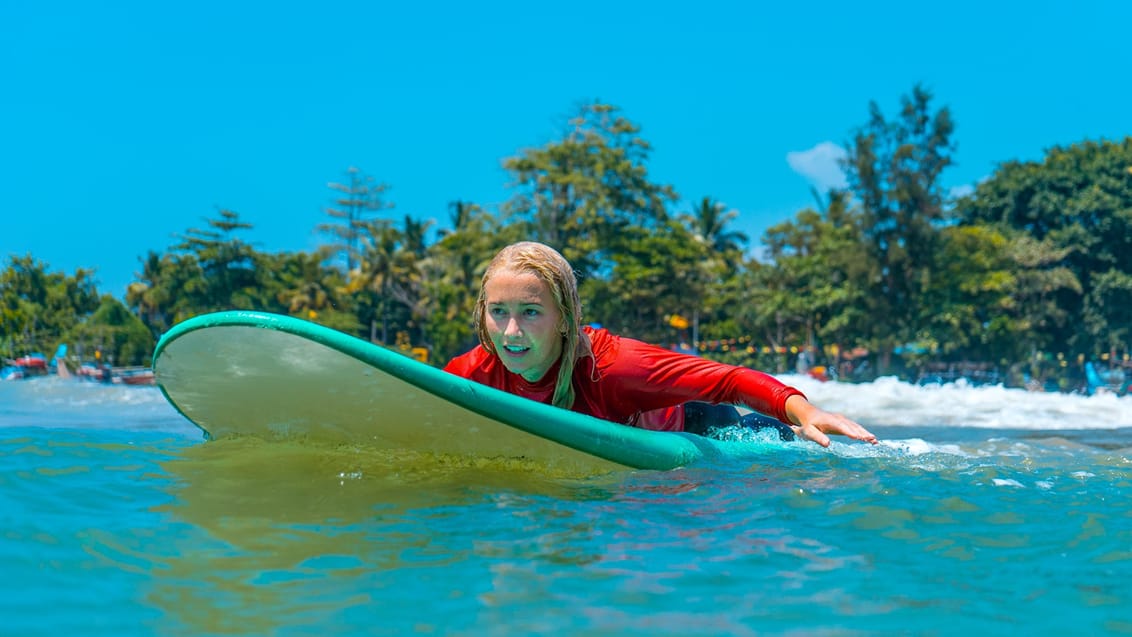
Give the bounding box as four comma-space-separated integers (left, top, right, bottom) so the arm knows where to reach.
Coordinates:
3, 0, 1129, 298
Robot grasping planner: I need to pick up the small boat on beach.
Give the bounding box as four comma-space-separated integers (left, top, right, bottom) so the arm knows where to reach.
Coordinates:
72, 362, 155, 385
112, 367, 156, 386
1, 353, 49, 381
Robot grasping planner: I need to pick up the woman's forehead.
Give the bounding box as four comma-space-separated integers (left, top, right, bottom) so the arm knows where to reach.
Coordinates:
485, 268, 552, 303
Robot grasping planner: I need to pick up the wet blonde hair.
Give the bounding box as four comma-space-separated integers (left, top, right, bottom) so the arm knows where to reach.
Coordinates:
474, 242, 592, 409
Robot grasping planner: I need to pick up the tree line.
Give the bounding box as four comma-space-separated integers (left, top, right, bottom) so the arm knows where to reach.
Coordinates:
3, 87, 1130, 388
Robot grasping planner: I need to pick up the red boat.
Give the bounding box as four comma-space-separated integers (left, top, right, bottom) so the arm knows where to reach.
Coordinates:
14, 355, 47, 368
113, 367, 156, 386
1, 353, 49, 380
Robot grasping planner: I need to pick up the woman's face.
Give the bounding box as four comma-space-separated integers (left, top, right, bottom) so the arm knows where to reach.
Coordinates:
482, 266, 564, 382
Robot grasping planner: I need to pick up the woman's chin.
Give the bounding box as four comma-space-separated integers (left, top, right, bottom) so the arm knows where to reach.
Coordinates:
500, 359, 529, 377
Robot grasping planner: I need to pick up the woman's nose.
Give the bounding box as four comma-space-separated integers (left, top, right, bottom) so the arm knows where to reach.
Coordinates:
504, 317, 522, 336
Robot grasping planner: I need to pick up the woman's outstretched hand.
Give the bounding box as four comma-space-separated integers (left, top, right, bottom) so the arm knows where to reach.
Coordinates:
784, 395, 879, 447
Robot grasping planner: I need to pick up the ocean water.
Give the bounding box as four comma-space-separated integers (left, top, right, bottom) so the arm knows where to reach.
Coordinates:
1, 375, 1130, 636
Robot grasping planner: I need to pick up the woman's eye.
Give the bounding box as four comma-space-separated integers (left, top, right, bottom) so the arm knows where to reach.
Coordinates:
523, 308, 541, 318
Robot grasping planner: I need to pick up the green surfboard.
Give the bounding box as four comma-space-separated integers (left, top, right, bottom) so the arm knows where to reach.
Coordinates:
153, 311, 721, 473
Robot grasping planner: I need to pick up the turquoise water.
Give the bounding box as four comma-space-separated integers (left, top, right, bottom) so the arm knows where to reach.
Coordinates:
1, 377, 1130, 636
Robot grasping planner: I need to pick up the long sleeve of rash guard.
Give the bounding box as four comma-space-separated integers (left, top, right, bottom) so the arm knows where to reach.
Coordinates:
586, 331, 805, 426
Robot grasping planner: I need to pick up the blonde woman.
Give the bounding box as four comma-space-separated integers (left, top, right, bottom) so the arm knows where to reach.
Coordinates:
443, 242, 877, 447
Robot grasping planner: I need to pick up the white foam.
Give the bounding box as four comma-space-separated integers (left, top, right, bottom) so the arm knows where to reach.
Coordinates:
0, 376, 187, 432
779, 374, 1132, 430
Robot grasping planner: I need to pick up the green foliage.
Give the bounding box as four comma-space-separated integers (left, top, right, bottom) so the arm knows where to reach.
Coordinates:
919, 224, 1020, 362
502, 101, 677, 281
1085, 269, 1132, 350
126, 250, 207, 340
172, 208, 264, 313
745, 192, 870, 356
62, 296, 155, 366
842, 85, 957, 368
0, 254, 100, 358
583, 220, 710, 342
956, 137, 1132, 357
680, 197, 749, 267
319, 167, 393, 272
850, 85, 956, 224
345, 216, 432, 345
263, 250, 359, 333
4, 97, 1129, 384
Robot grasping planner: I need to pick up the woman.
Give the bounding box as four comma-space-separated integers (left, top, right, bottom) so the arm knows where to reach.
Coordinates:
443, 242, 877, 447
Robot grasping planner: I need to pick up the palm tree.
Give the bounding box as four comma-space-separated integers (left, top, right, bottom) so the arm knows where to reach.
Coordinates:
274, 251, 336, 316
127, 251, 178, 339
422, 202, 506, 360
683, 197, 749, 256
320, 167, 392, 273
348, 220, 401, 343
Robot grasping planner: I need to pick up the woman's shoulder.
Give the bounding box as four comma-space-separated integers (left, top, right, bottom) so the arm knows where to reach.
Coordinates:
585, 326, 672, 354
586, 327, 731, 374
582, 326, 621, 361
582, 326, 671, 369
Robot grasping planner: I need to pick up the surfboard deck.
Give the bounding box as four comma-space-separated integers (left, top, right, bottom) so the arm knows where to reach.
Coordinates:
153, 311, 721, 473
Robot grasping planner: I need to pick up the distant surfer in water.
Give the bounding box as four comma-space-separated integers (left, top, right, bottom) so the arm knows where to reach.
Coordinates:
443, 241, 877, 447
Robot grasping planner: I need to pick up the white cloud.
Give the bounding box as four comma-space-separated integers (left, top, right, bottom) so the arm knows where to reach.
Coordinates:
949, 184, 975, 199
786, 141, 848, 191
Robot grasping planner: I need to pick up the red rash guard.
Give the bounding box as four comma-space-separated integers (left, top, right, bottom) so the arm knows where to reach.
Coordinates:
442, 326, 805, 432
